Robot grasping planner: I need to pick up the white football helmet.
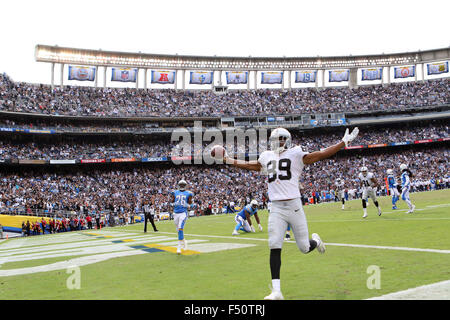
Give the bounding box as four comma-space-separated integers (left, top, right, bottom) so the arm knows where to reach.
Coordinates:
400, 164, 408, 171
387, 169, 393, 175
360, 166, 368, 176
250, 199, 258, 209
178, 179, 187, 190
269, 128, 292, 154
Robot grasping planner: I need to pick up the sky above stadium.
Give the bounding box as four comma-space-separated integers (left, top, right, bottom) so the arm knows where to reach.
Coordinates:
1, 0, 449, 84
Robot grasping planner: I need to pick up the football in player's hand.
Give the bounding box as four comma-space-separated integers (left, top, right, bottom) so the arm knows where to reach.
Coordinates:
211, 145, 226, 159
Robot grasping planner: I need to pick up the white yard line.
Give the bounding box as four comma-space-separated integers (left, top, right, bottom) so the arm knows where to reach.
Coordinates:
154, 232, 450, 254
309, 217, 450, 222
325, 242, 450, 254
367, 280, 450, 300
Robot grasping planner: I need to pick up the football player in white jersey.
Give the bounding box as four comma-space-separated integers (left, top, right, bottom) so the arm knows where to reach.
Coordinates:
335, 178, 346, 210
358, 167, 382, 218
220, 126, 359, 300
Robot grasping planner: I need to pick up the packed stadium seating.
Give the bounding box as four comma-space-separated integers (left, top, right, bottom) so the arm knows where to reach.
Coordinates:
0, 121, 448, 160
1, 73, 449, 117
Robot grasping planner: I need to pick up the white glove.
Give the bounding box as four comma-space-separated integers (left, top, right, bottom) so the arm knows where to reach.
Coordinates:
250, 225, 255, 233
342, 127, 359, 147
258, 224, 263, 232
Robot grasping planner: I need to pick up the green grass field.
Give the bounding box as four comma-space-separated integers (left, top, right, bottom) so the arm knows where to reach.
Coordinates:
0, 189, 449, 300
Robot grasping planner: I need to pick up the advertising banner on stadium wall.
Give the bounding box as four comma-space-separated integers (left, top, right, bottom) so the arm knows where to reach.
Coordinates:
390, 141, 412, 146
111, 68, 138, 82
226, 71, 248, 84
171, 156, 192, 161
368, 143, 387, 148
18, 160, 47, 164
295, 71, 317, 83
0, 128, 55, 134
111, 158, 136, 162
394, 66, 415, 79
331, 118, 347, 126
329, 70, 349, 82
361, 68, 383, 81
80, 159, 106, 163
141, 157, 168, 162
68, 66, 96, 81
427, 61, 449, 75
344, 145, 365, 149
27, 129, 54, 134
189, 71, 213, 84
261, 72, 283, 84
414, 139, 433, 144
49, 160, 76, 164
310, 118, 346, 127
151, 70, 176, 84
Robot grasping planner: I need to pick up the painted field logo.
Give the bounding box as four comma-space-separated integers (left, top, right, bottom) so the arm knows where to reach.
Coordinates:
0, 231, 255, 277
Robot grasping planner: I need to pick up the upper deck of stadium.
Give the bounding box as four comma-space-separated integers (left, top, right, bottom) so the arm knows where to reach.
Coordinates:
34, 45, 450, 90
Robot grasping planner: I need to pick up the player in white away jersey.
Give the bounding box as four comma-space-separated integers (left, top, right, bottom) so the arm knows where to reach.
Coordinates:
335, 178, 346, 210
220, 126, 359, 300
358, 167, 382, 218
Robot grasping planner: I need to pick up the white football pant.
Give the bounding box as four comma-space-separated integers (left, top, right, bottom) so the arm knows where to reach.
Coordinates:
268, 198, 310, 253
362, 187, 377, 203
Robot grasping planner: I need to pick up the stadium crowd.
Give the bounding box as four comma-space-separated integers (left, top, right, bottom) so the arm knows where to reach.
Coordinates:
1, 73, 448, 117
0, 147, 448, 218
0, 123, 448, 160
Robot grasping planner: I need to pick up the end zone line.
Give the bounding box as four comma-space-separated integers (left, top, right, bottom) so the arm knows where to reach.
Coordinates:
153, 231, 450, 254
366, 280, 450, 300
325, 242, 450, 254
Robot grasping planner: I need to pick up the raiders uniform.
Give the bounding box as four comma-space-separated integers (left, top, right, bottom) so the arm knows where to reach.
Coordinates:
258, 146, 312, 252
335, 179, 345, 200
335, 178, 346, 209
358, 172, 377, 202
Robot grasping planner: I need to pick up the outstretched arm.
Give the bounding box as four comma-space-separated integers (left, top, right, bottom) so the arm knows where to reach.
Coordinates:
223, 156, 262, 172
303, 141, 345, 165
303, 127, 359, 165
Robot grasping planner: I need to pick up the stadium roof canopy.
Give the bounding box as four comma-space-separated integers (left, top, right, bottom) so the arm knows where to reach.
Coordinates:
35, 45, 450, 71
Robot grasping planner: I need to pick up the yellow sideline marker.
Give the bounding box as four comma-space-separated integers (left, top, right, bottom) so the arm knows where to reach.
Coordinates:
84, 232, 114, 238
144, 243, 200, 255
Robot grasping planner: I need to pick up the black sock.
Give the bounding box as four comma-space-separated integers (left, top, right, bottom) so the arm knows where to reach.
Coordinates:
308, 239, 318, 253
270, 248, 281, 279
362, 199, 367, 208
374, 201, 379, 207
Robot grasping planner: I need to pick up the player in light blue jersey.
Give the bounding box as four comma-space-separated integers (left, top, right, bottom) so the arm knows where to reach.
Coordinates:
387, 169, 400, 209
232, 200, 263, 235
430, 178, 436, 190
400, 164, 415, 213
170, 179, 194, 254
